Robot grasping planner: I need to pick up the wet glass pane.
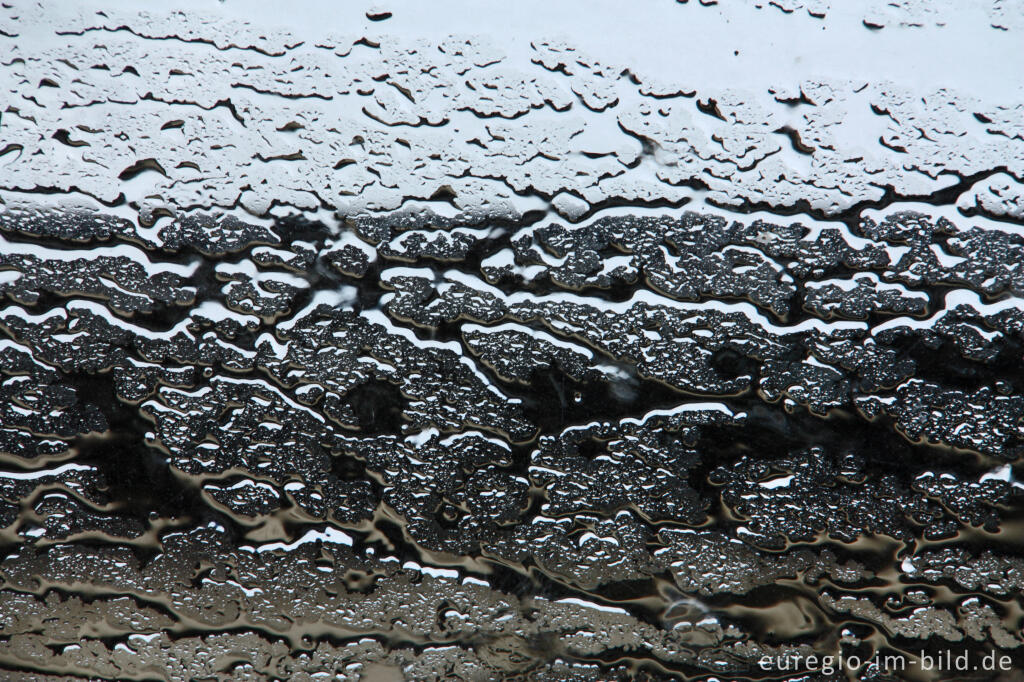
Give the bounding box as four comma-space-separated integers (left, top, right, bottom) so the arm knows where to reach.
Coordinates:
0, 1, 1022, 679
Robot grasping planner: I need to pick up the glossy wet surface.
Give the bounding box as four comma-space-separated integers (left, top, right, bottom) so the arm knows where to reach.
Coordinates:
1, 2, 1023, 680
